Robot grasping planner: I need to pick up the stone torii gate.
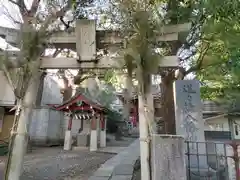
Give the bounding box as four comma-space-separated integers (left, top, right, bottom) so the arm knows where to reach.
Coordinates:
41, 19, 190, 70
39, 19, 190, 151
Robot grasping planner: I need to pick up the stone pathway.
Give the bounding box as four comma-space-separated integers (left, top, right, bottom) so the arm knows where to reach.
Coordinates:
98, 135, 136, 154
89, 139, 140, 180
98, 146, 126, 154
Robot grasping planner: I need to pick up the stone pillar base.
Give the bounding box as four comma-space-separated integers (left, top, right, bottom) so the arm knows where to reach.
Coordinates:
151, 134, 186, 180
64, 130, 72, 150
100, 130, 106, 148
90, 130, 97, 151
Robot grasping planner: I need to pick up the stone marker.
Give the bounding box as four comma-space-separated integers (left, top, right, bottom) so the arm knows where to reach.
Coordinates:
151, 135, 186, 180
173, 80, 207, 169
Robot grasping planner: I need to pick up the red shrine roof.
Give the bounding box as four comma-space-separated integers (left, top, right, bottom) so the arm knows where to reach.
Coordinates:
47, 92, 104, 112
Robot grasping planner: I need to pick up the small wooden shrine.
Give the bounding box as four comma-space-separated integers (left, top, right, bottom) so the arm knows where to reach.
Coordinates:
48, 92, 107, 151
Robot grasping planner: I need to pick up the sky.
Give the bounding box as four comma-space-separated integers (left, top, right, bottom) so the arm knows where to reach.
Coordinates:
0, 0, 30, 29
0, 0, 25, 49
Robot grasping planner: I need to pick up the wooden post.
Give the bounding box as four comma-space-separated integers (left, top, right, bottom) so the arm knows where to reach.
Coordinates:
67, 114, 73, 130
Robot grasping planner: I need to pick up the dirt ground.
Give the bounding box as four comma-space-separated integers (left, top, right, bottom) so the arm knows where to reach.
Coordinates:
0, 136, 136, 180
0, 147, 113, 180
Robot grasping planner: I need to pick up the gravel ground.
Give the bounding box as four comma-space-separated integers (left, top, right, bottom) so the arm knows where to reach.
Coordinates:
0, 136, 136, 180
0, 147, 114, 180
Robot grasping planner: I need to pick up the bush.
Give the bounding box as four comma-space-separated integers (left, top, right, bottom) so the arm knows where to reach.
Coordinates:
106, 109, 122, 134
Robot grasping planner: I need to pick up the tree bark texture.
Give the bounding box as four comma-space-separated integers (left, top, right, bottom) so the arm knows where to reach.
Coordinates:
157, 39, 183, 134
5, 73, 41, 180
138, 94, 151, 180
61, 76, 73, 102
160, 72, 176, 134
122, 75, 132, 122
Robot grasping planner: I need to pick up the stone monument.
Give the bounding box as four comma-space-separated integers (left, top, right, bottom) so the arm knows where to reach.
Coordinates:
173, 80, 207, 169
151, 135, 187, 180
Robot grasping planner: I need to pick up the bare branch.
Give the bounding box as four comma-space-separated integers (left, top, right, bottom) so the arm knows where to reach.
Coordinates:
52, 48, 63, 57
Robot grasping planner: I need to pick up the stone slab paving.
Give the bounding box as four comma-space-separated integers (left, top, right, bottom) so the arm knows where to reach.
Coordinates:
106, 135, 136, 147
89, 139, 140, 180
0, 147, 114, 180
97, 147, 126, 154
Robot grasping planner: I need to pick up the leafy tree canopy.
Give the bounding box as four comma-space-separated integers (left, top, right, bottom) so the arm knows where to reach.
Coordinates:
194, 1, 240, 104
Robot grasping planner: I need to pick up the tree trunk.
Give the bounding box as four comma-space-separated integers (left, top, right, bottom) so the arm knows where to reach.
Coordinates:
61, 75, 73, 102
146, 91, 155, 133
138, 93, 151, 180
158, 39, 182, 134
5, 73, 41, 180
160, 73, 176, 134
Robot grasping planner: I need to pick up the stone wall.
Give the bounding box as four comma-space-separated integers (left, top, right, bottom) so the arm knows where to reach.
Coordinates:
29, 74, 64, 146
0, 71, 15, 106
29, 107, 64, 146
41, 74, 62, 105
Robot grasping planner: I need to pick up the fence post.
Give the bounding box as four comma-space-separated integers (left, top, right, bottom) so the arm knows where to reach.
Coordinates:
229, 141, 240, 180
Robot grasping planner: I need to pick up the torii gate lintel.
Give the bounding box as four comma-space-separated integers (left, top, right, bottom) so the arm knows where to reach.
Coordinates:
40, 19, 191, 70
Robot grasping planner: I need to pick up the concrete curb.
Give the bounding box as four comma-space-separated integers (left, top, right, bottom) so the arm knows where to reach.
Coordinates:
89, 139, 140, 180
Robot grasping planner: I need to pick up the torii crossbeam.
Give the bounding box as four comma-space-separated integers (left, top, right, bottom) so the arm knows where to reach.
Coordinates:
40, 19, 191, 70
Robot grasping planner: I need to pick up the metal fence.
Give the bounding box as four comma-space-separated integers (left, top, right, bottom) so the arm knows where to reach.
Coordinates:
185, 141, 240, 180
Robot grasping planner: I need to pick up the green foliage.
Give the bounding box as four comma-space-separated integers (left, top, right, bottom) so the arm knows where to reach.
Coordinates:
109, 0, 163, 95
195, 0, 240, 102
79, 80, 117, 108
106, 108, 122, 122
103, 70, 119, 86
106, 108, 123, 133
163, 0, 240, 105
96, 84, 117, 108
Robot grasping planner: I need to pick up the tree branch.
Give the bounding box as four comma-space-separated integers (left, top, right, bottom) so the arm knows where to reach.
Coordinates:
52, 48, 63, 57
184, 42, 210, 76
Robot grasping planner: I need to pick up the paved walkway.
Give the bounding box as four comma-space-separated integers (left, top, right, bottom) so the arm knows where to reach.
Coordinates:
90, 139, 140, 180
98, 136, 136, 154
